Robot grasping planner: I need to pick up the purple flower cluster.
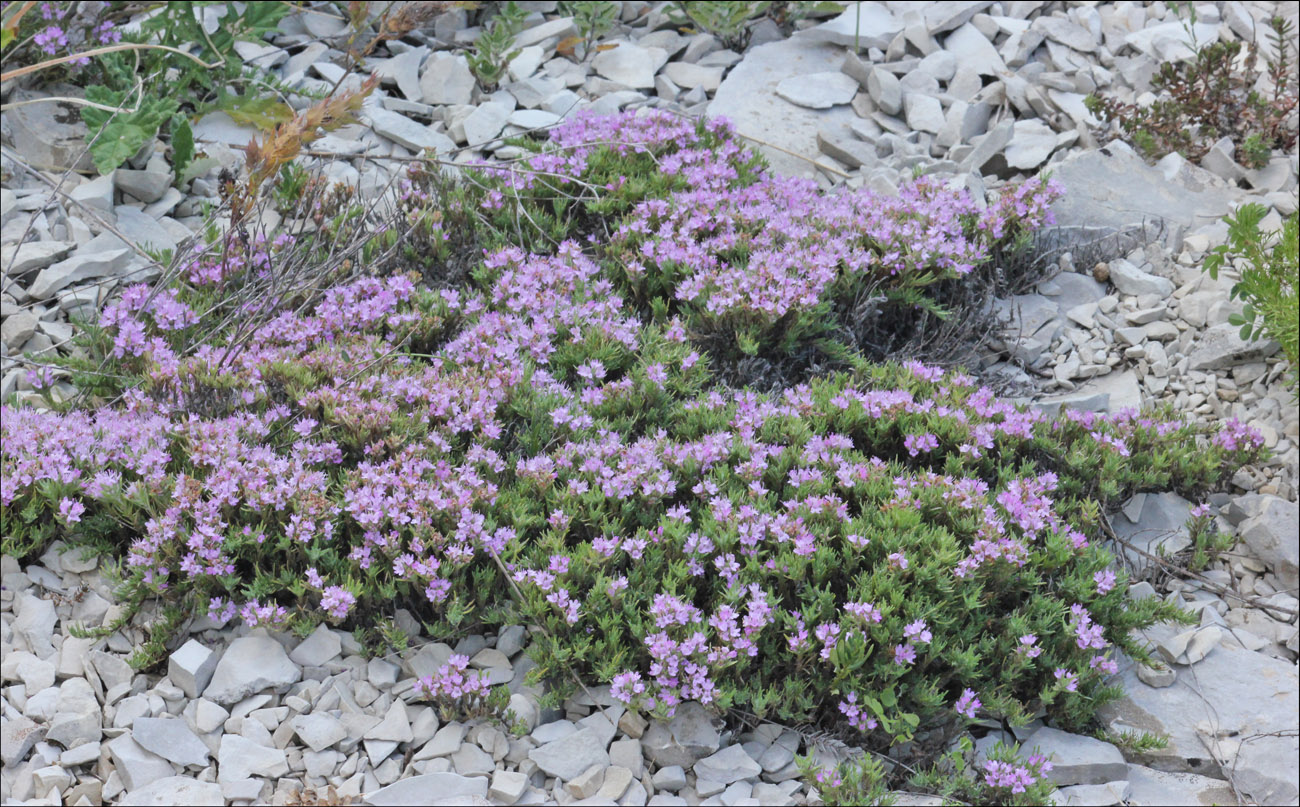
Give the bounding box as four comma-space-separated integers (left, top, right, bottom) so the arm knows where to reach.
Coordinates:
612, 153, 1060, 327
26, 3, 118, 63
984, 754, 1053, 794
414, 654, 490, 702
838, 692, 879, 732
955, 688, 982, 719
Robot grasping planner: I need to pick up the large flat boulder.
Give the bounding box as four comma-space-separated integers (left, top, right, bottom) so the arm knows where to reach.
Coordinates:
1050, 144, 1240, 233
1098, 637, 1298, 805
707, 38, 861, 178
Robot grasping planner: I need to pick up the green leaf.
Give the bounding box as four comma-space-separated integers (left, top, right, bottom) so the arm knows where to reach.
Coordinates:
237, 0, 290, 39
220, 94, 293, 131
179, 156, 221, 186
81, 87, 179, 174
171, 116, 195, 184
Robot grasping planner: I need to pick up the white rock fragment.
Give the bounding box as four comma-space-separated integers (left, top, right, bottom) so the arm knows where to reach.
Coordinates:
420, 54, 476, 105
107, 734, 177, 791
217, 734, 288, 784
131, 717, 212, 767
529, 727, 611, 781
798, 5, 903, 50
1004, 119, 1059, 169
202, 634, 301, 705
289, 623, 342, 667
118, 776, 225, 806
775, 72, 859, 109
169, 640, 218, 699
592, 42, 666, 89
943, 22, 1006, 75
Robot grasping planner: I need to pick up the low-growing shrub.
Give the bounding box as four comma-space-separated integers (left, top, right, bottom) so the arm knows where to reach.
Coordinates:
1, 111, 1265, 771
1204, 203, 1299, 389
1084, 14, 1298, 169
465, 1, 529, 91
394, 110, 1060, 386
558, 0, 620, 54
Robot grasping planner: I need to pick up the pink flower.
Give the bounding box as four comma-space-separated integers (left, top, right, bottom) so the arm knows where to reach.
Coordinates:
1094, 568, 1116, 595
1054, 667, 1079, 692
955, 688, 981, 719
58, 497, 84, 524
1016, 634, 1042, 659
893, 643, 917, 665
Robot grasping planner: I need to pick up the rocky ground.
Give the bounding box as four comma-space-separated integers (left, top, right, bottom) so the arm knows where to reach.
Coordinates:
2, 1, 1298, 805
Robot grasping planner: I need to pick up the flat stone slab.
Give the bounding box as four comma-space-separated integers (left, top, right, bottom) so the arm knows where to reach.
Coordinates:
708, 38, 861, 178
202, 634, 301, 704
1022, 726, 1127, 786
119, 777, 224, 806
1050, 145, 1239, 232
1098, 639, 1298, 804
364, 772, 488, 805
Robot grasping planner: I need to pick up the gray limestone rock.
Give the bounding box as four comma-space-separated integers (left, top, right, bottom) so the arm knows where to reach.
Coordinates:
463, 102, 512, 146
662, 63, 724, 92
708, 39, 861, 178
1031, 16, 1097, 52
2, 310, 39, 349
367, 108, 457, 154
1098, 638, 1298, 805
294, 712, 347, 752
1050, 146, 1236, 232
1, 241, 75, 276
1106, 259, 1174, 298
1004, 119, 1058, 170
775, 72, 859, 109
1112, 491, 1194, 563
642, 701, 721, 768
488, 770, 528, 804
168, 640, 217, 699
217, 734, 288, 784
107, 735, 176, 792
1023, 727, 1127, 786
513, 17, 578, 50
796, 5, 903, 50
27, 248, 133, 300
131, 717, 212, 767
694, 744, 763, 785
366, 772, 488, 805
14, 594, 57, 660
592, 42, 666, 89
1124, 764, 1234, 807
528, 727, 611, 781
290, 623, 342, 667
943, 22, 1006, 75
1, 716, 46, 766
420, 54, 476, 106
902, 93, 945, 134
1237, 496, 1299, 591
5, 88, 95, 171
926, 1, 994, 34
118, 776, 224, 806
114, 206, 177, 253
202, 634, 301, 704
866, 66, 902, 115
1186, 322, 1280, 371
114, 169, 172, 203
960, 120, 1013, 173
191, 112, 259, 148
